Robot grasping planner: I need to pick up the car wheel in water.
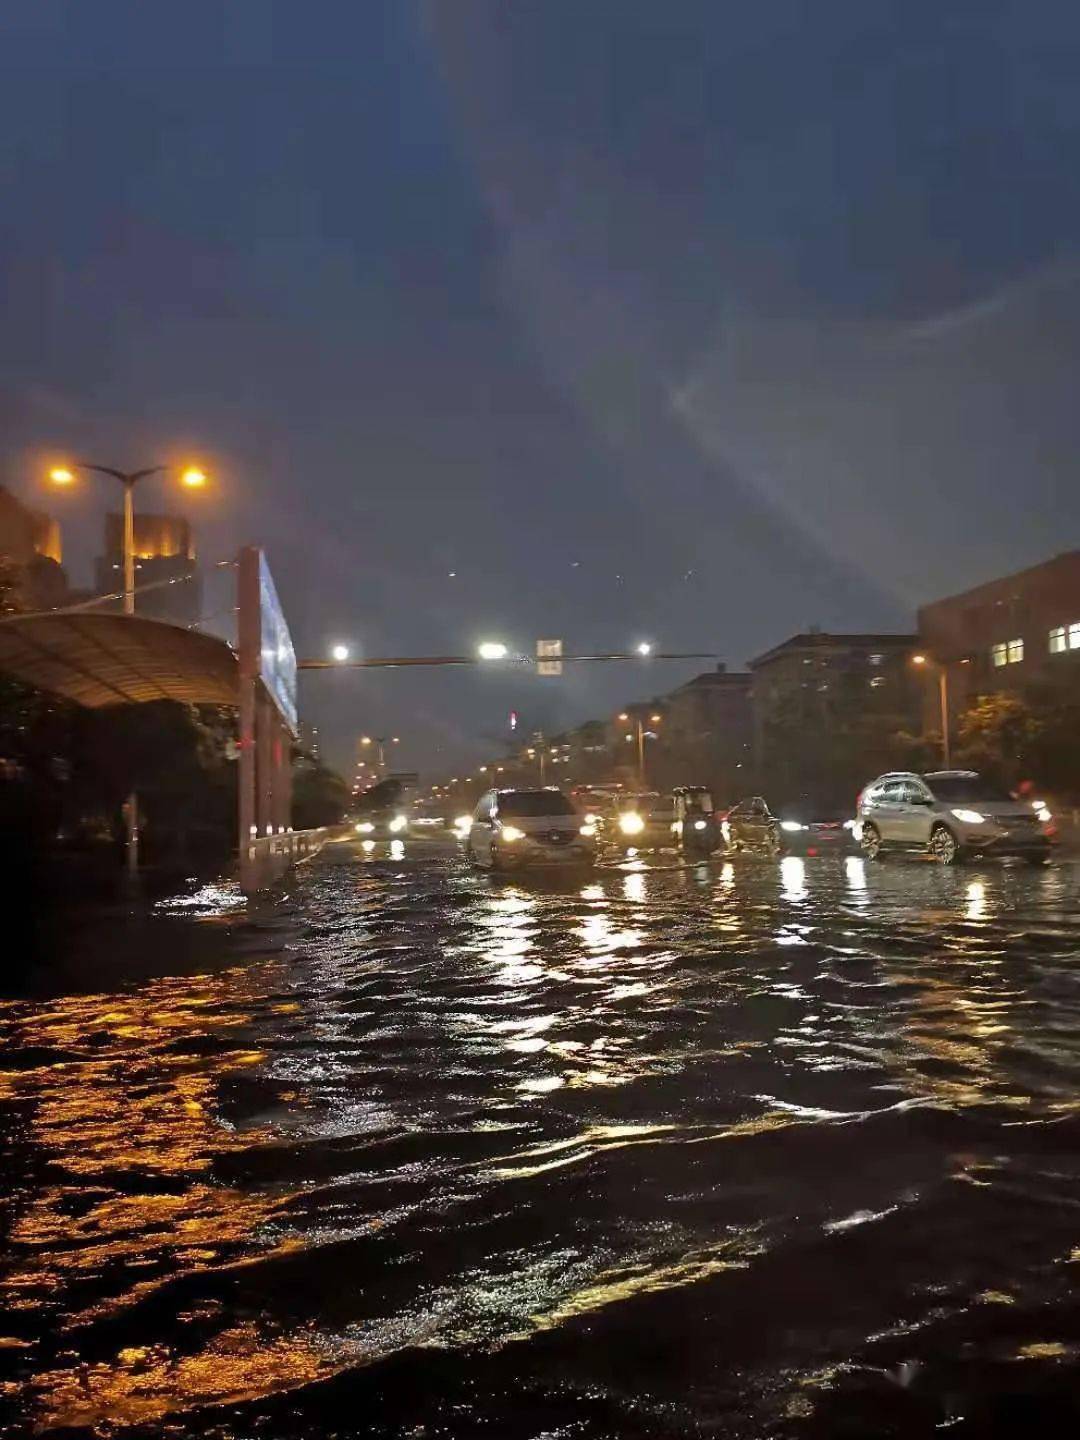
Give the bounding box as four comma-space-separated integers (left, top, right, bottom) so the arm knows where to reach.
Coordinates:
929, 824, 962, 865
860, 822, 884, 860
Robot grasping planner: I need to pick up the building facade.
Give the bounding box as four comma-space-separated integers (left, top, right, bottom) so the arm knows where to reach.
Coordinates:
661, 666, 753, 797
918, 552, 1080, 713
0, 486, 69, 610
749, 630, 921, 799
94, 512, 201, 626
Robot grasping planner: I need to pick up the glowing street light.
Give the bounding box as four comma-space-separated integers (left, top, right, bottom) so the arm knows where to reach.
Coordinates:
47, 459, 209, 617
478, 641, 508, 661
46, 456, 210, 882
330, 643, 351, 662
636, 641, 653, 656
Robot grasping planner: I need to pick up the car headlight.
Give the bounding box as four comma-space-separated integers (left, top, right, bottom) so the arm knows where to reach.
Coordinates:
1033, 802, 1053, 823
619, 812, 645, 835
693, 820, 707, 831
579, 824, 597, 837
355, 822, 374, 834
454, 814, 472, 831
780, 820, 807, 832
584, 813, 598, 825
389, 814, 408, 833
500, 825, 525, 842
951, 808, 986, 824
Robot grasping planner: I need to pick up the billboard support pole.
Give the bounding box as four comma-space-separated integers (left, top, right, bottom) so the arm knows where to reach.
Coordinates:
237, 546, 260, 893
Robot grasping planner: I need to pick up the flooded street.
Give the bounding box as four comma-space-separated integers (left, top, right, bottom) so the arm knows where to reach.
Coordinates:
4, 841, 1080, 1436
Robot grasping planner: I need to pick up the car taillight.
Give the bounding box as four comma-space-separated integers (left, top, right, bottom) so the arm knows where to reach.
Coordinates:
855, 790, 863, 811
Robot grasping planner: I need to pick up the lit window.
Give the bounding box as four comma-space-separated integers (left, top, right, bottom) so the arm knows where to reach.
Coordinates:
1007, 638, 1024, 664
1050, 626, 1067, 654
991, 643, 1007, 667
869, 675, 885, 688
868, 653, 884, 666
1071, 622, 1080, 650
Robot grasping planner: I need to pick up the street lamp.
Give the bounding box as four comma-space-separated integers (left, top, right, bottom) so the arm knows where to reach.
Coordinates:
360, 734, 399, 770
47, 458, 208, 881
478, 641, 508, 660
911, 653, 970, 768
330, 644, 351, 662
617, 710, 660, 783
48, 460, 208, 616
636, 641, 653, 656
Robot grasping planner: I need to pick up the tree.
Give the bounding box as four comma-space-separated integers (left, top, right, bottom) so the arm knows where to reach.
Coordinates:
954, 693, 1041, 787
292, 759, 350, 829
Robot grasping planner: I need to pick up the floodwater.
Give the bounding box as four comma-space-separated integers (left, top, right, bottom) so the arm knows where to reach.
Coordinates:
3, 840, 1080, 1437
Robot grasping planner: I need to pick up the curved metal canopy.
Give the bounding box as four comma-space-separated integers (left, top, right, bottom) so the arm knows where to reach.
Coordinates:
0, 611, 239, 708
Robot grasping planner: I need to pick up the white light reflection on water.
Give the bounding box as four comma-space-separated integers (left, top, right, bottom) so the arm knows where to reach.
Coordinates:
965, 880, 987, 921
473, 888, 540, 982
845, 855, 867, 900
389, 839, 405, 861
623, 870, 647, 904
780, 856, 807, 902
153, 882, 246, 916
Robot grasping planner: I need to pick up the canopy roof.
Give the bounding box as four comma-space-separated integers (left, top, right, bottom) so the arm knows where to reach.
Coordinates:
0, 611, 239, 708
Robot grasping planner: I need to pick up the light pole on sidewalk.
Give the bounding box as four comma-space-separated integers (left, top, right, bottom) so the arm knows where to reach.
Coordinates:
619, 710, 663, 784
912, 653, 971, 768
48, 460, 208, 875
49, 462, 207, 615
360, 733, 400, 774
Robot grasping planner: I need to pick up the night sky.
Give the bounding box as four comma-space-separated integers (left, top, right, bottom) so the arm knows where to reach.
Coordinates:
4, 1, 1080, 777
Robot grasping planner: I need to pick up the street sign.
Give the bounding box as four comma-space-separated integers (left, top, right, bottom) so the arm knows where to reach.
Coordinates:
537, 638, 563, 676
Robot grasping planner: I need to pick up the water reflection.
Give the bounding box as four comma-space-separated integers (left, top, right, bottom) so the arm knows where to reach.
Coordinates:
780, 855, 807, 902
965, 879, 988, 920
5, 845, 1080, 1436
845, 855, 867, 896
0, 967, 308, 1430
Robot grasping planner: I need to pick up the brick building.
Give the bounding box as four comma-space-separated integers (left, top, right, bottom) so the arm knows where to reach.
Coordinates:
918, 552, 1080, 717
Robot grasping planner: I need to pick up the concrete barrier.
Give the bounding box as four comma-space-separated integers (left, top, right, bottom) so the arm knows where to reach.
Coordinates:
239, 825, 343, 893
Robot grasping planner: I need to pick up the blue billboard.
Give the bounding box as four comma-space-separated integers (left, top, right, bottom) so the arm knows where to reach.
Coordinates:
259, 553, 297, 733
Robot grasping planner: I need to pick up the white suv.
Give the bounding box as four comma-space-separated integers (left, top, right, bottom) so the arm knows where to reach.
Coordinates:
856, 770, 1053, 866
466, 788, 597, 870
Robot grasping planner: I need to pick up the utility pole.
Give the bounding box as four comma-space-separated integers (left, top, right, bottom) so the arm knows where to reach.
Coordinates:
49, 460, 207, 877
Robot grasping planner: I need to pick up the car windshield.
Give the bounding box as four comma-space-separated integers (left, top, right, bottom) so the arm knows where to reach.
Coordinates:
925, 775, 1015, 803
498, 791, 576, 817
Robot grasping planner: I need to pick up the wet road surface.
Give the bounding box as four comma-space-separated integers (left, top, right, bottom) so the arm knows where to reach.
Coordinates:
3, 839, 1080, 1436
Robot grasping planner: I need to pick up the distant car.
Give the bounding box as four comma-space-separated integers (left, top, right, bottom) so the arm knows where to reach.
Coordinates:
856, 770, 1054, 865
352, 806, 411, 839
604, 792, 674, 848
770, 800, 857, 855
409, 800, 448, 829
465, 787, 597, 870
720, 796, 783, 857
